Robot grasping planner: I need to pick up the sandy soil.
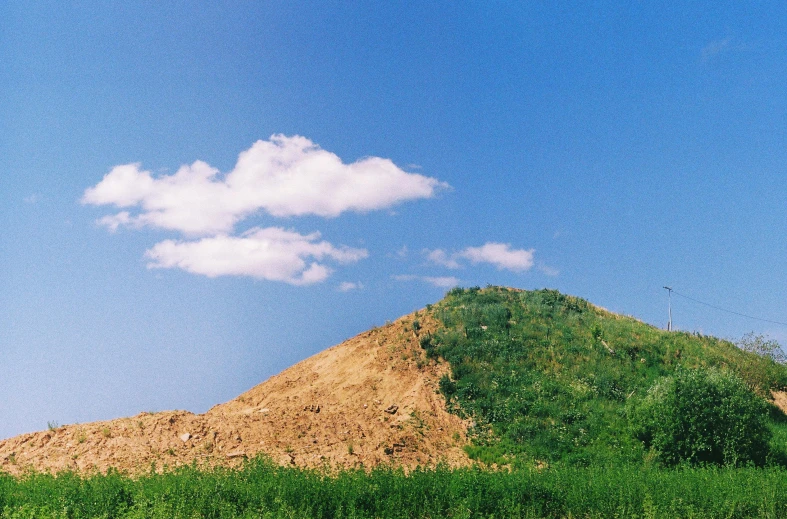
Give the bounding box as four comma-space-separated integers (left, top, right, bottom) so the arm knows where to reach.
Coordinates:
771, 390, 787, 414
0, 311, 471, 476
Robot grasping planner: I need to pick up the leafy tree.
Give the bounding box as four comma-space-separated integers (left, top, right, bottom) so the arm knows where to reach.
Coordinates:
735, 333, 787, 392
737, 332, 786, 363
630, 368, 771, 467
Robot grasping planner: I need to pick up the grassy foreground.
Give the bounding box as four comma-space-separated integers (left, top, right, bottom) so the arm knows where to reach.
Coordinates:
3, 459, 787, 518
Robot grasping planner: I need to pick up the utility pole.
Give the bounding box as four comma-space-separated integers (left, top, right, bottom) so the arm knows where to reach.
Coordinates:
663, 286, 673, 331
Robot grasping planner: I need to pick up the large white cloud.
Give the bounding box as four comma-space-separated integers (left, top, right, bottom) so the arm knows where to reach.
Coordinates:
426, 242, 535, 272
83, 134, 448, 235
144, 227, 367, 285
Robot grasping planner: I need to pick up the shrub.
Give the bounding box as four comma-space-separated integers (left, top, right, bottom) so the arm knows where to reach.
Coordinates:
738, 332, 786, 363
735, 332, 787, 392
439, 375, 457, 398
630, 368, 771, 467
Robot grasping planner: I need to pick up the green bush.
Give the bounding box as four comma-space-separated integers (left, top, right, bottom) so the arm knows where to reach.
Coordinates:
735, 332, 787, 391
630, 368, 771, 467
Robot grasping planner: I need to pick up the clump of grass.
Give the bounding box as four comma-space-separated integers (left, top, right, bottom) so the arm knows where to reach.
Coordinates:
412, 319, 421, 334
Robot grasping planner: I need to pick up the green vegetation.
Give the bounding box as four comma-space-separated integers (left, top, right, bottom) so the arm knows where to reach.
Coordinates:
6, 287, 787, 517
427, 286, 787, 467
6, 459, 787, 518
630, 368, 771, 467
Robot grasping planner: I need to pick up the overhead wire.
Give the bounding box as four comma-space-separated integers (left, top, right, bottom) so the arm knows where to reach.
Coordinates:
670, 289, 787, 327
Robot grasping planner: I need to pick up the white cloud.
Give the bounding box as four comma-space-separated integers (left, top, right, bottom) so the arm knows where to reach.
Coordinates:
425, 248, 461, 269
96, 211, 133, 233
459, 243, 534, 272
83, 134, 448, 236
338, 281, 364, 292
144, 227, 367, 285
393, 274, 460, 288
425, 242, 535, 272
539, 264, 560, 277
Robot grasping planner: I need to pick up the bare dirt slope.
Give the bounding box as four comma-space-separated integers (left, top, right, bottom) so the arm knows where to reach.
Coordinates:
0, 312, 471, 475
771, 391, 787, 414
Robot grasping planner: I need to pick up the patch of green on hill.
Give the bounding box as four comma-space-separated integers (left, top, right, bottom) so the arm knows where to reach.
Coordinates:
423, 286, 787, 468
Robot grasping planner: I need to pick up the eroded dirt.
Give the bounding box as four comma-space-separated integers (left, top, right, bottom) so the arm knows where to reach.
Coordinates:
0, 312, 471, 475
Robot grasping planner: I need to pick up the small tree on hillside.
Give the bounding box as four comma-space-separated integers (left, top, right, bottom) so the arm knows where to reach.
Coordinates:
735, 333, 787, 392
631, 368, 771, 467
738, 332, 786, 364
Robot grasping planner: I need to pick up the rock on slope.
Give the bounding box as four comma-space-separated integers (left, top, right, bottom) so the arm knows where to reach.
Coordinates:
0, 312, 470, 475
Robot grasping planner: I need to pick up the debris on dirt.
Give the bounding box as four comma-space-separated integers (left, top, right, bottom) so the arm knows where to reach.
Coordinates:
384, 405, 399, 415
226, 451, 246, 459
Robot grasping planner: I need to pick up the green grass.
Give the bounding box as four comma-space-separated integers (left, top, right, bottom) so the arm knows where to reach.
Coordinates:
426, 286, 787, 467
5, 459, 787, 518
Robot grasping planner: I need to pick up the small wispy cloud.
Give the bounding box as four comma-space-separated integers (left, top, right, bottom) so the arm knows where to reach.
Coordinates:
23, 194, 39, 204
393, 274, 460, 288
460, 243, 534, 271
701, 38, 731, 61
424, 276, 461, 288
97, 211, 132, 233
425, 249, 461, 269
425, 242, 535, 272
338, 281, 364, 292
539, 264, 559, 277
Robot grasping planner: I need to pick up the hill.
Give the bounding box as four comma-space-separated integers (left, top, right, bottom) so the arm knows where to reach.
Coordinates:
0, 312, 470, 475
426, 286, 787, 467
2, 286, 786, 475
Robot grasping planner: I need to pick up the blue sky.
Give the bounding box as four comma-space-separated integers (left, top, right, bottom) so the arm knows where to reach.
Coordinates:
3, 2, 787, 439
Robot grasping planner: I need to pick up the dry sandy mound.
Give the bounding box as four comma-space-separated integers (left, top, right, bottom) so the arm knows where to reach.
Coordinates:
772, 391, 787, 414
0, 312, 471, 475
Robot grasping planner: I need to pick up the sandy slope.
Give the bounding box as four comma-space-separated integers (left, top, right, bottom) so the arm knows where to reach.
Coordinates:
0, 312, 470, 475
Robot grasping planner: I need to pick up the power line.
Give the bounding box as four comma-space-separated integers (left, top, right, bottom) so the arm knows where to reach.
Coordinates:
670, 289, 787, 327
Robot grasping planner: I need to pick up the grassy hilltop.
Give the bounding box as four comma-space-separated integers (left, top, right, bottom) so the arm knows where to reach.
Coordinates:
424, 286, 787, 468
